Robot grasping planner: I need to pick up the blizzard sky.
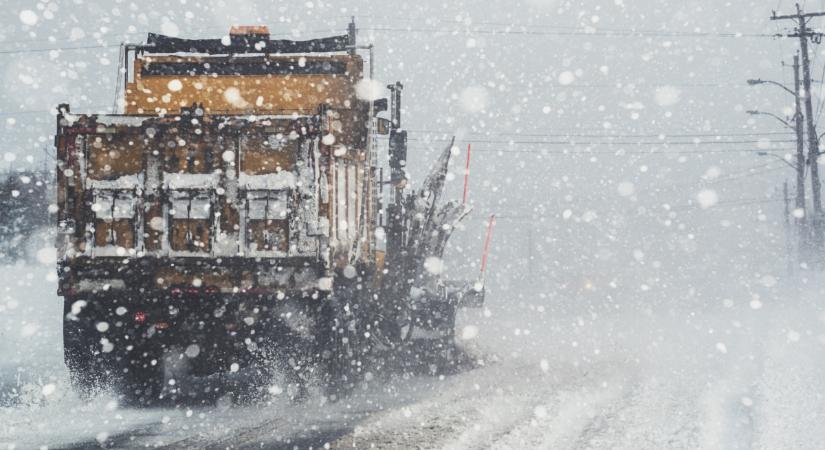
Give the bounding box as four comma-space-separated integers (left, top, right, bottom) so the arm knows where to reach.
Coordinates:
0, 0, 817, 297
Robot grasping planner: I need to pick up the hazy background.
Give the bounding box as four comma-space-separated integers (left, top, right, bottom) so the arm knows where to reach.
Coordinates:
0, 0, 806, 297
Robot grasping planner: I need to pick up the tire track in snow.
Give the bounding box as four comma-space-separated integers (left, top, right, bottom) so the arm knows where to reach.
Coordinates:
329, 359, 626, 450
489, 374, 630, 450
329, 360, 574, 449
751, 328, 825, 449
582, 374, 703, 450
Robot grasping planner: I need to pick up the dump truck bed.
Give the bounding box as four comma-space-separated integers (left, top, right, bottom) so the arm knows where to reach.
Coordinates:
55, 107, 372, 298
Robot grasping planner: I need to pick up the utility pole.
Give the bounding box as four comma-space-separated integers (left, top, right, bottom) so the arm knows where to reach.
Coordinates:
792, 54, 809, 259
785, 180, 795, 275
772, 4, 825, 251
791, 55, 806, 214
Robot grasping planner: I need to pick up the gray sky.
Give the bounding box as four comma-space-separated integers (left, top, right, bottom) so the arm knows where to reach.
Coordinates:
0, 0, 814, 299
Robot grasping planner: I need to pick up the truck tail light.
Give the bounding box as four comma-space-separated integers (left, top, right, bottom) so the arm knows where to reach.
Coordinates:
203, 286, 220, 295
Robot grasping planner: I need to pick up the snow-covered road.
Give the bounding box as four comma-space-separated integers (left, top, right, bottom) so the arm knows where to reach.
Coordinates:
3, 257, 825, 449
321, 298, 825, 450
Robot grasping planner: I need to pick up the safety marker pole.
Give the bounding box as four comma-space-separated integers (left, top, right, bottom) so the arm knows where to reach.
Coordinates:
480, 213, 496, 281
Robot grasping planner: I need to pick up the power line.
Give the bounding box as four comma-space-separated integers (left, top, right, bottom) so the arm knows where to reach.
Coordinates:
0, 26, 343, 54
0, 28, 344, 56
409, 129, 793, 138
407, 137, 795, 145
525, 83, 743, 88
357, 14, 774, 38
0, 43, 120, 55
0, 106, 110, 116
703, 164, 791, 184
670, 197, 783, 212
652, 162, 789, 191
364, 26, 776, 39
0, 22, 780, 56
463, 196, 785, 221
409, 145, 793, 155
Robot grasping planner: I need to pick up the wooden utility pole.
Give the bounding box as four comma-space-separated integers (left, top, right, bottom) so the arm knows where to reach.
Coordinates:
772, 4, 825, 251
792, 54, 810, 261
792, 56, 806, 215
785, 180, 795, 274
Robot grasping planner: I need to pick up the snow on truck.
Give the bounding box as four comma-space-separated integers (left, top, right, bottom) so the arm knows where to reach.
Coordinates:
55, 22, 485, 405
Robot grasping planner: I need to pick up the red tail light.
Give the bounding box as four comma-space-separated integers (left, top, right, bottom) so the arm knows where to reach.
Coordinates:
134, 311, 146, 323
203, 286, 220, 295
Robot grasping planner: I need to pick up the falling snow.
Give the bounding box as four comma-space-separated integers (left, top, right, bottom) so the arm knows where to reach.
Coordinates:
1, 1, 825, 449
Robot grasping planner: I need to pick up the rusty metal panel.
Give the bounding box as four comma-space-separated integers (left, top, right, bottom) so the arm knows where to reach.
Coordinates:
93, 219, 135, 248
169, 219, 211, 252
246, 219, 288, 253
86, 133, 145, 179
240, 133, 296, 175
163, 133, 219, 174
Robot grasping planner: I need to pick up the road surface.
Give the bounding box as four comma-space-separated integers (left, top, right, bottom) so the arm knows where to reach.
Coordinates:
3, 262, 825, 449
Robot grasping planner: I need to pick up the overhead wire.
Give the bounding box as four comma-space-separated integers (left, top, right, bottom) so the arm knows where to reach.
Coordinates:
408, 145, 792, 155
0, 21, 782, 56
357, 14, 771, 36
410, 129, 792, 138
670, 197, 783, 212
651, 162, 791, 191
0, 106, 109, 116
0, 43, 121, 55
464, 195, 786, 221
363, 26, 776, 39
407, 137, 795, 146
703, 164, 792, 184
0, 24, 345, 48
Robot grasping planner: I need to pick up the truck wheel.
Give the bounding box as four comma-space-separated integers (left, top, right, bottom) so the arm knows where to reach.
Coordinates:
319, 283, 365, 399
63, 298, 109, 397
117, 342, 165, 407
258, 317, 310, 403
320, 299, 352, 397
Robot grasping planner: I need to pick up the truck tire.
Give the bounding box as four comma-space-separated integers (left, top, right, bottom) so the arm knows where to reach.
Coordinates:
319, 299, 353, 397
63, 298, 110, 397
117, 341, 165, 407
319, 275, 366, 398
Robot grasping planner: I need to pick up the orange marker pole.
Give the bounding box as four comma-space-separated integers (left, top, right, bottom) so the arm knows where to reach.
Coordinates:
479, 213, 496, 281
462, 143, 471, 204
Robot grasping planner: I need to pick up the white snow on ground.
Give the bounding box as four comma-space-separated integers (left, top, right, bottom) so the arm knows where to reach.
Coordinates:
2, 233, 825, 449
328, 282, 825, 449
0, 263, 63, 404
0, 258, 167, 449
3, 258, 825, 448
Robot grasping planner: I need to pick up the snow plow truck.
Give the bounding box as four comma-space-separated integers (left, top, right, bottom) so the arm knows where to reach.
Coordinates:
54, 22, 484, 405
